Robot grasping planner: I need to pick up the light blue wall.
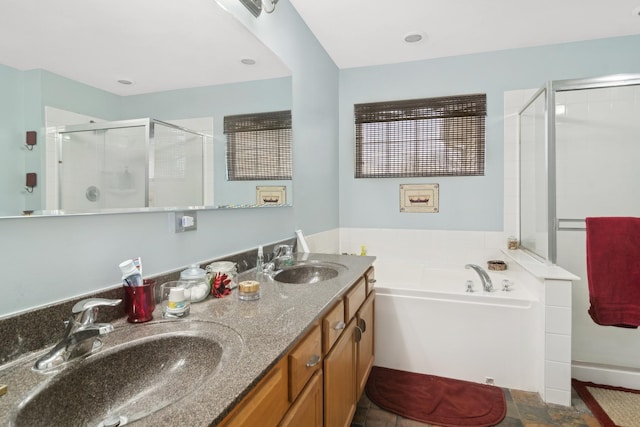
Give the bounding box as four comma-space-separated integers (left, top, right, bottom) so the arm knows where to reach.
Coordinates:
339, 34, 640, 231
221, 0, 342, 235
39, 70, 123, 120
0, 0, 340, 318
0, 64, 25, 215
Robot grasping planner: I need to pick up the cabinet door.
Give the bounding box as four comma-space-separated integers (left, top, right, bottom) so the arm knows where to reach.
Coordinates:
323, 318, 356, 427
356, 293, 375, 399
280, 370, 323, 427
218, 357, 289, 427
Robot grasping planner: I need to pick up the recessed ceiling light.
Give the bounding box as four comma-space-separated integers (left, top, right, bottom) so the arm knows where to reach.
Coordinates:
404, 33, 423, 43
241, 58, 256, 65
633, 6, 640, 16
117, 79, 134, 85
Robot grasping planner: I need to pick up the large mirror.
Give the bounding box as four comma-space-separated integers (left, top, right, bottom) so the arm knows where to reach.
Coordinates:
0, 0, 292, 217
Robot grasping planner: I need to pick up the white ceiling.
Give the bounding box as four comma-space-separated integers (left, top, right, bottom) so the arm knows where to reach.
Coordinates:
0, 0, 290, 95
2, 1, 639, 96
288, 0, 640, 69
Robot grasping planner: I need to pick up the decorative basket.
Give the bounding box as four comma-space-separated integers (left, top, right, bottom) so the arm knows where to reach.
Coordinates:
487, 260, 507, 271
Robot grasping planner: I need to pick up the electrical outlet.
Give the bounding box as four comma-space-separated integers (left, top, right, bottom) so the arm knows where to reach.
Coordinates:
485, 377, 495, 385
173, 210, 198, 233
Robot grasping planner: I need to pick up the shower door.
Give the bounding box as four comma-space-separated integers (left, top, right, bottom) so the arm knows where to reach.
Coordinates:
57, 118, 206, 212
554, 82, 640, 370
57, 122, 147, 212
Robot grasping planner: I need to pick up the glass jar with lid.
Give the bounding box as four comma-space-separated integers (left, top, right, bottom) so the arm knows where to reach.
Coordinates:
179, 264, 210, 303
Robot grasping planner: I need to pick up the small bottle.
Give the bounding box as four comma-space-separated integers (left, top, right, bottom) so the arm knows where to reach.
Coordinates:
119, 259, 142, 287
256, 245, 264, 272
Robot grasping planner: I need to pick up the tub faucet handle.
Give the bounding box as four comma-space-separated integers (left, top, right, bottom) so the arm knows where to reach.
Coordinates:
465, 280, 475, 292
502, 280, 512, 292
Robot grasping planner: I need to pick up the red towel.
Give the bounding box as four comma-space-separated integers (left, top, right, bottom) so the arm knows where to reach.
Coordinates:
585, 217, 640, 328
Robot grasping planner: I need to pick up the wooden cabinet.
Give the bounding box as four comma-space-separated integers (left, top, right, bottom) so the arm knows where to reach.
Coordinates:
344, 277, 366, 322
325, 275, 374, 427
364, 266, 376, 295
219, 267, 375, 427
322, 299, 345, 354
288, 323, 322, 401
356, 293, 375, 399
280, 371, 323, 427
323, 318, 357, 427
218, 357, 289, 427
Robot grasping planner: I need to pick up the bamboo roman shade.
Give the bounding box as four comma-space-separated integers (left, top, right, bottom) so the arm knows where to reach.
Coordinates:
354, 94, 486, 178
224, 110, 292, 181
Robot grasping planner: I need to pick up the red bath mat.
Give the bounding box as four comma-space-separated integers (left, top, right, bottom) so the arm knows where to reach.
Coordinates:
365, 366, 506, 427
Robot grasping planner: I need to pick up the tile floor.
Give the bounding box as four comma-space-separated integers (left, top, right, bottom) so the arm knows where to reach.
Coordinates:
351, 387, 600, 427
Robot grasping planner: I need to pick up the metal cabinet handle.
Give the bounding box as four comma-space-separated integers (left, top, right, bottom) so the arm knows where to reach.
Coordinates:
368, 278, 376, 284
358, 318, 367, 333
355, 326, 363, 343
333, 321, 346, 331
306, 354, 321, 368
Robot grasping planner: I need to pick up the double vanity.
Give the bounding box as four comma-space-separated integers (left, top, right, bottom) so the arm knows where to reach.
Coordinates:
0, 253, 375, 427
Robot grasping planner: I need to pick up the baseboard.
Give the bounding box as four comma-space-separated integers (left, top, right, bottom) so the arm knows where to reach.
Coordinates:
572, 361, 640, 390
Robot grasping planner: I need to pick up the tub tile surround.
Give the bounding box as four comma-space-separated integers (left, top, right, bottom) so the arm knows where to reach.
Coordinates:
0, 238, 295, 365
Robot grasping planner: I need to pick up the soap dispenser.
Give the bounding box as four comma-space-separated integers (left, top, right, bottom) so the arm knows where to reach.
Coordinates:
180, 264, 210, 303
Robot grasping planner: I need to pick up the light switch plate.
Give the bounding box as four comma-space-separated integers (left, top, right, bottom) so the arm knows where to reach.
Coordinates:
173, 210, 198, 233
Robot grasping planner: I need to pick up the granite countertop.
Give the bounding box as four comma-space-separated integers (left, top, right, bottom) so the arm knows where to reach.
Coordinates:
0, 253, 375, 426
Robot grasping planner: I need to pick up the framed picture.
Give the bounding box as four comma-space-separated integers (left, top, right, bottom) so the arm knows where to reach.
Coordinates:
400, 184, 439, 213
256, 186, 286, 206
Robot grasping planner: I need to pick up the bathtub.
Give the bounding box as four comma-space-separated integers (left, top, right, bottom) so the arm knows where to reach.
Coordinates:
373, 260, 543, 392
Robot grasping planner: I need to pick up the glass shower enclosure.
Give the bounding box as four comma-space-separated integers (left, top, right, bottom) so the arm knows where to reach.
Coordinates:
518, 74, 640, 374
519, 74, 640, 262
54, 118, 207, 212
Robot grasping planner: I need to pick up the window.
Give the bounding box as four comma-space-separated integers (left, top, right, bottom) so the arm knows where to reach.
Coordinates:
224, 110, 292, 181
354, 94, 486, 178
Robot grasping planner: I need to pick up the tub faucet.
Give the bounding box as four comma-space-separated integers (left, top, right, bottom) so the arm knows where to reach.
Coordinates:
465, 264, 494, 292
34, 298, 121, 371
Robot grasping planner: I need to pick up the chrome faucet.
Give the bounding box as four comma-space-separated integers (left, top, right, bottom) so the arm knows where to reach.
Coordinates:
34, 298, 121, 371
465, 264, 494, 292
262, 244, 293, 272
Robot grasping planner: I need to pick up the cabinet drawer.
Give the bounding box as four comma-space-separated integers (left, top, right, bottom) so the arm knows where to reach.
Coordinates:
364, 267, 376, 295
323, 300, 345, 354
289, 323, 322, 401
344, 277, 366, 322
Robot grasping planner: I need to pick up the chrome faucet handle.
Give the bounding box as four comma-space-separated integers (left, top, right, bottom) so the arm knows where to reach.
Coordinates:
71, 298, 122, 326
72, 298, 122, 314
465, 280, 475, 292
273, 244, 292, 258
